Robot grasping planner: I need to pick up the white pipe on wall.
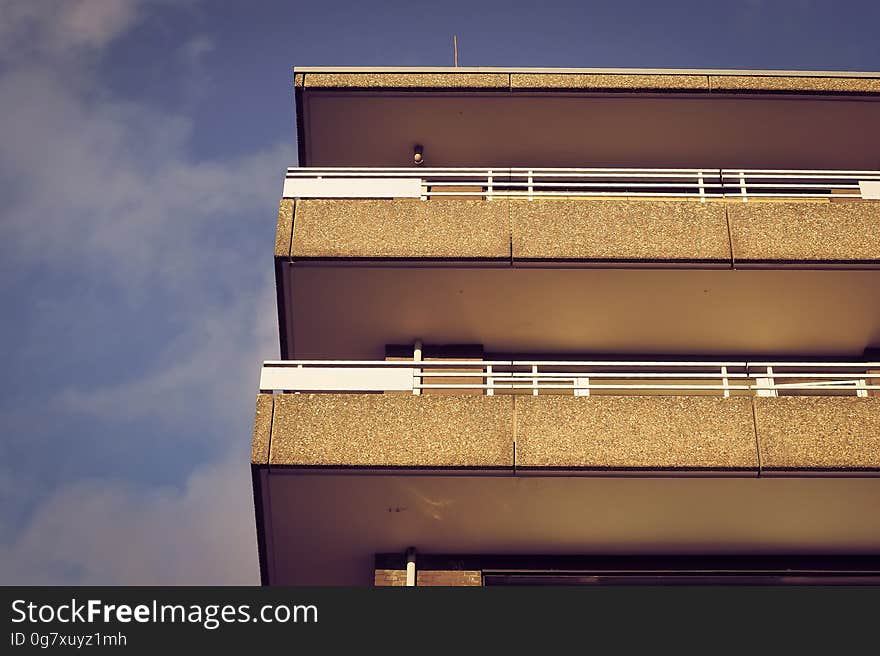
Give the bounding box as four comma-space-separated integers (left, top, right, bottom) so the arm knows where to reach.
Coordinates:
406, 547, 417, 587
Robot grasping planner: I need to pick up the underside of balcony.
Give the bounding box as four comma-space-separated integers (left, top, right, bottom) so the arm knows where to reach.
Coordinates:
276, 264, 880, 360
256, 471, 880, 585
294, 70, 880, 169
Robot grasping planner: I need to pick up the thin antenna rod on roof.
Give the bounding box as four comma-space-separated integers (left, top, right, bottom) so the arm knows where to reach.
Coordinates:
453, 35, 459, 67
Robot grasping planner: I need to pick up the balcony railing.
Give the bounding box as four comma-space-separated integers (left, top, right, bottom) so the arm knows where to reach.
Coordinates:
259, 360, 880, 397
283, 168, 880, 202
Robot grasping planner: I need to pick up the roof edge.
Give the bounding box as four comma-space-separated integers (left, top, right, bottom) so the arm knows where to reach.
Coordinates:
293, 66, 880, 78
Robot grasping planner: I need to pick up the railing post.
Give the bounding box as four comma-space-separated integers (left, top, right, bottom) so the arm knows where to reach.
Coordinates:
295, 363, 303, 395
528, 170, 534, 201
868, 366, 880, 398
532, 364, 539, 396
856, 378, 868, 398
756, 366, 777, 397
487, 169, 493, 202
698, 170, 706, 203
739, 171, 748, 203
574, 377, 590, 397
412, 340, 422, 396
486, 364, 494, 396
721, 365, 730, 398
860, 180, 880, 200
420, 180, 427, 201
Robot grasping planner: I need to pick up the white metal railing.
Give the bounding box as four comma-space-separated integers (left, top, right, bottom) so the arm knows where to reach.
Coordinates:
259, 360, 880, 397
283, 167, 880, 202
723, 170, 880, 202
747, 362, 880, 397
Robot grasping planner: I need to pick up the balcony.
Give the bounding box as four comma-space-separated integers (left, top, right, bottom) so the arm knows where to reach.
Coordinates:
280, 167, 880, 264
255, 358, 880, 475
274, 167, 880, 361
252, 358, 880, 583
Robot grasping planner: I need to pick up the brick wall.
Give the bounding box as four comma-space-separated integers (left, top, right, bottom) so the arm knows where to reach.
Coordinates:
417, 570, 482, 586
374, 568, 482, 586
374, 569, 408, 586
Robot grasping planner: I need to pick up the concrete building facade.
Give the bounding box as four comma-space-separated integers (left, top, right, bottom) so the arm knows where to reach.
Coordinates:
252, 67, 880, 585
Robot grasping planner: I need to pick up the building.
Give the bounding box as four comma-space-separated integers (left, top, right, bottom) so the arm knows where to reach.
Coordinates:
251, 67, 880, 585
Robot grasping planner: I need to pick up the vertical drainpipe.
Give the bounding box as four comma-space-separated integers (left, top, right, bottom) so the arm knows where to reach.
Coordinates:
406, 547, 417, 587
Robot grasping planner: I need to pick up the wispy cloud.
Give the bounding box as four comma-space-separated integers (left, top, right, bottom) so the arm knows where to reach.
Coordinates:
0, 65, 288, 287
56, 278, 278, 429
0, 453, 259, 585
0, 0, 146, 62
0, 0, 286, 583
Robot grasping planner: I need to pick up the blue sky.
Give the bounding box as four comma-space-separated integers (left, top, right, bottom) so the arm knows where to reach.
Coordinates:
1, 0, 879, 584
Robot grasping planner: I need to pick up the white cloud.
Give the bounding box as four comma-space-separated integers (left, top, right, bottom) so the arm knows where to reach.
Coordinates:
56, 275, 279, 430
0, 0, 290, 428
0, 64, 290, 287
0, 453, 260, 584
0, 1, 288, 583
0, 0, 145, 61
0, 46, 290, 431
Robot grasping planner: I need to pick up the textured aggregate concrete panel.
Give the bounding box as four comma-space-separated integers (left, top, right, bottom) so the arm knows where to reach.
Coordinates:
304, 73, 509, 89
274, 199, 294, 259
269, 394, 514, 468
512, 199, 731, 262
710, 75, 880, 94
755, 397, 880, 474
292, 199, 510, 259
728, 200, 880, 263
251, 393, 274, 465
512, 73, 708, 91
515, 396, 758, 473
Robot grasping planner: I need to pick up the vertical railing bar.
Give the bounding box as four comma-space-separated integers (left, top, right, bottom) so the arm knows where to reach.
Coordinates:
756, 365, 777, 397
721, 365, 730, 398
487, 169, 493, 202
412, 340, 422, 396
574, 376, 590, 397
486, 364, 494, 396
739, 171, 748, 203
528, 170, 534, 201
532, 364, 539, 396
698, 170, 706, 203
